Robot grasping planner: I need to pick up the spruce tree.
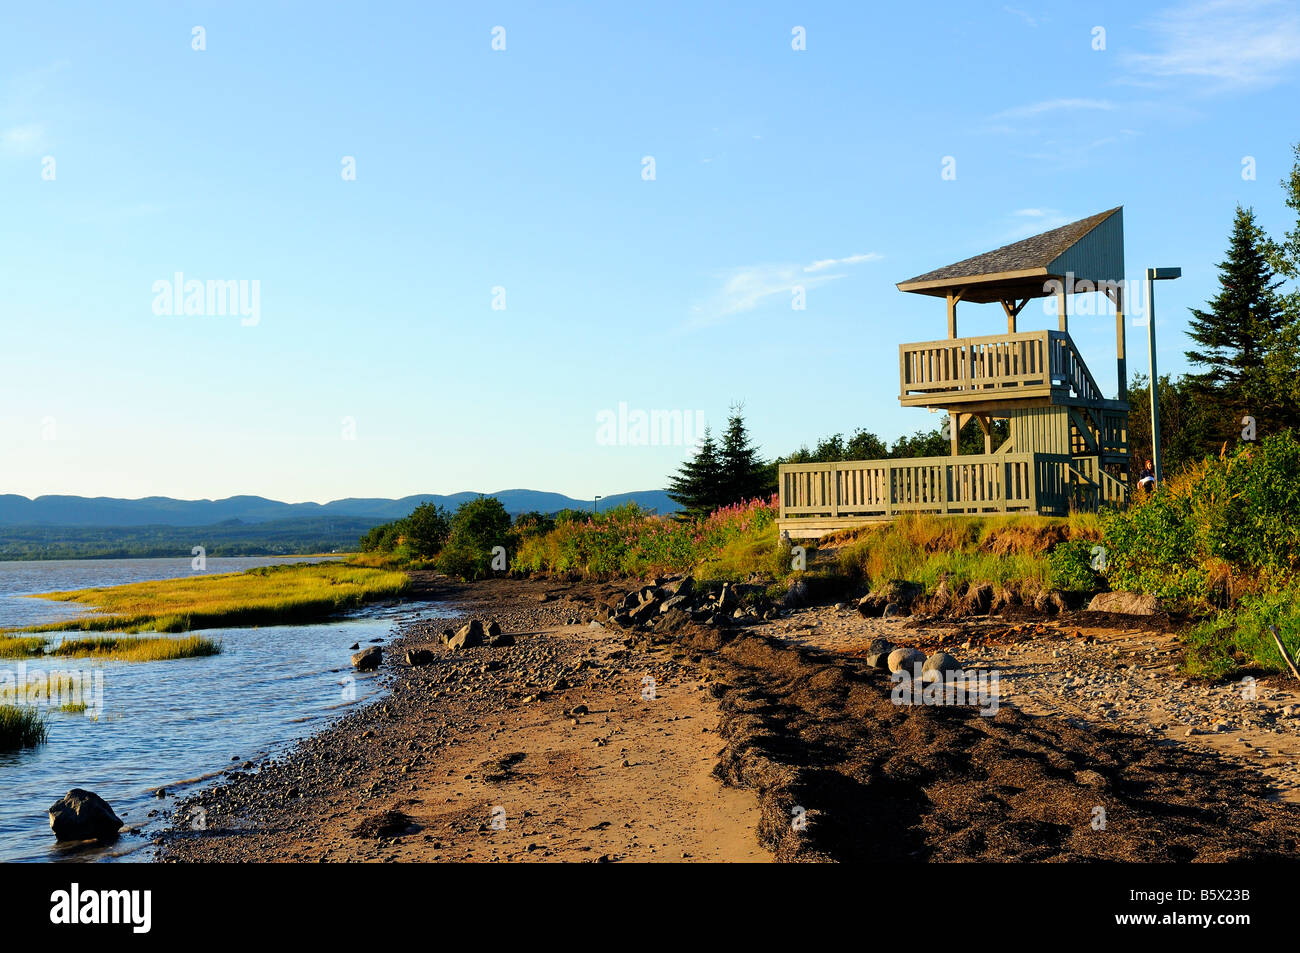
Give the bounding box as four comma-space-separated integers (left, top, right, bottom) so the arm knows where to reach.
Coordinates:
1185, 206, 1287, 438
718, 405, 767, 504
666, 426, 723, 518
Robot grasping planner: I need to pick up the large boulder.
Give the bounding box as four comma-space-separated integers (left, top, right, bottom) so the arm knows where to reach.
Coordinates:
857, 592, 889, 617
1087, 592, 1161, 616
447, 620, 485, 651
48, 789, 122, 842
886, 647, 926, 674
883, 580, 924, 611
864, 640, 894, 669
922, 651, 962, 681
351, 646, 382, 671
404, 648, 434, 666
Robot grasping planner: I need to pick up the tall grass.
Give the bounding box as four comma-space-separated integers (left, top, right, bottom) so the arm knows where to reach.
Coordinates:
832, 512, 1087, 595
0, 635, 48, 658
0, 705, 47, 751
48, 635, 222, 661
14, 563, 410, 635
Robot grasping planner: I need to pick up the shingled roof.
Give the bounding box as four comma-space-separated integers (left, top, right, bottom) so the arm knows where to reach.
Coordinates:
897, 207, 1124, 303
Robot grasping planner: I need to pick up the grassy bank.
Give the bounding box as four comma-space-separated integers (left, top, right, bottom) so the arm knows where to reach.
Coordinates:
512, 497, 784, 579
0, 705, 47, 752
11, 563, 410, 636
829, 512, 1100, 595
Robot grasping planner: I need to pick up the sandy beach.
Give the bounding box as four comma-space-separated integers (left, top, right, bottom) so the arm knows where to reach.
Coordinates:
159, 574, 1300, 863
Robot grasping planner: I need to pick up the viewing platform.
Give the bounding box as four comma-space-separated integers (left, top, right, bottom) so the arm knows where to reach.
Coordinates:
779, 207, 1133, 538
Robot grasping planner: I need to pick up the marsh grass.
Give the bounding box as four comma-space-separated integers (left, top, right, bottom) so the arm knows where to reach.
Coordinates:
14, 563, 410, 635
0, 635, 48, 658
0, 705, 47, 751
49, 634, 222, 661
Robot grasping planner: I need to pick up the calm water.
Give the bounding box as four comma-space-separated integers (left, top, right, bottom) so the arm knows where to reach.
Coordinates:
0, 557, 424, 863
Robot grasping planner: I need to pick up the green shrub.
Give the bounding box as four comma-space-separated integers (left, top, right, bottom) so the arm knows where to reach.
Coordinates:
1100, 493, 1208, 604
1099, 432, 1300, 607
447, 496, 511, 553
1183, 584, 1300, 679
1048, 540, 1103, 592
403, 502, 451, 557
435, 543, 495, 580
1190, 433, 1300, 578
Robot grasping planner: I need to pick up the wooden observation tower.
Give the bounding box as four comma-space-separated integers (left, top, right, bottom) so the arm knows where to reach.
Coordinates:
777, 207, 1131, 538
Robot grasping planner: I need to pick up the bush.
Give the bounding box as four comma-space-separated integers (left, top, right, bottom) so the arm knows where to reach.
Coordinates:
1190, 433, 1300, 579
448, 496, 512, 553
403, 503, 451, 557
513, 511, 555, 538
1100, 492, 1208, 604
435, 543, 495, 580
1183, 584, 1300, 679
1099, 432, 1300, 606
0, 705, 47, 751
1048, 540, 1104, 592
359, 521, 401, 553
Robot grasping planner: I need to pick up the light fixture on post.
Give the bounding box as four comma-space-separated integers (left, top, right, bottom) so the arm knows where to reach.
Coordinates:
1144, 266, 1181, 484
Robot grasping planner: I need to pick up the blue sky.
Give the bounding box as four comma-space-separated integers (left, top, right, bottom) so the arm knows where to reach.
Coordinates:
2, 0, 1298, 503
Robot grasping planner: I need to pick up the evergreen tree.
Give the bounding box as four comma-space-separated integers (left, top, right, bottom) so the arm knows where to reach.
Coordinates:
1264, 141, 1300, 286
1185, 206, 1286, 437
666, 426, 723, 518
718, 405, 768, 504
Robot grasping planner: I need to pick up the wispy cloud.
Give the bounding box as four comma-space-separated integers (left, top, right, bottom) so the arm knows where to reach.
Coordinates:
0, 123, 49, 157
804, 252, 882, 273
1124, 0, 1300, 90
686, 252, 881, 330
1003, 6, 1043, 27
992, 98, 1114, 120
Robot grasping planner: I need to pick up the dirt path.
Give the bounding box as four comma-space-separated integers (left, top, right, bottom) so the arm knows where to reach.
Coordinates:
161, 579, 767, 863
755, 604, 1300, 805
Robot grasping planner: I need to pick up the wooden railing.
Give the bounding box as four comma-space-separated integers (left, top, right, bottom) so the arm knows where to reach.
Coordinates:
1069, 456, 1129, 507
778, 452, 1073, 520
900, 330, 1103, 402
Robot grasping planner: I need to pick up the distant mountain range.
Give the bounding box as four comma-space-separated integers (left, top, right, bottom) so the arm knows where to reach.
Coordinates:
0, 490, 677, 527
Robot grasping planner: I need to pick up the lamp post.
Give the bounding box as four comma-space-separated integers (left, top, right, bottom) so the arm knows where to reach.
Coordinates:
1144, 267, 1181, 484
593, 495, 602, 514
